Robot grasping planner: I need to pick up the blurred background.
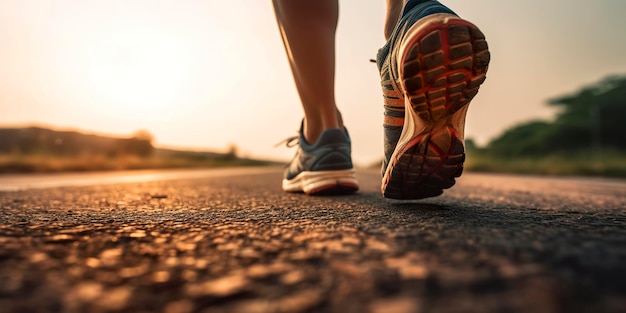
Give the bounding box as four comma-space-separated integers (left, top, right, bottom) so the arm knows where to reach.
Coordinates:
1, 0, 625, 175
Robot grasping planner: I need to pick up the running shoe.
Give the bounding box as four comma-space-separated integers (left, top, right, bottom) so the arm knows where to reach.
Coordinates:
281, 123, 359, 195
377, 0, 490, 199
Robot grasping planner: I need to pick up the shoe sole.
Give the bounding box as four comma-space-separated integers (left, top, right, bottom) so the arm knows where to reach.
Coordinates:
382, 13, 490, 200
283, 169, 359, 195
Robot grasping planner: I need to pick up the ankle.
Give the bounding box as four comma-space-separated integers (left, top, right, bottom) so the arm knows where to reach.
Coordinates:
303, 113, 343, 144
384, 0, 403, 40
303, 124, 322, 145
304, 121, 338, 145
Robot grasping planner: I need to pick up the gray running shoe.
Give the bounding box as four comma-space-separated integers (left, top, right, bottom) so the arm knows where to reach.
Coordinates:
282, 124, 359, 195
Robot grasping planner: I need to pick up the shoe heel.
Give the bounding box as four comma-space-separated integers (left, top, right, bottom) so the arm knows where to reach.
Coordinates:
397, 13, 490, 123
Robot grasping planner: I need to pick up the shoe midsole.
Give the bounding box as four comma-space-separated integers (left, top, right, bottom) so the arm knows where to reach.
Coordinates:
282, 169, 358, 192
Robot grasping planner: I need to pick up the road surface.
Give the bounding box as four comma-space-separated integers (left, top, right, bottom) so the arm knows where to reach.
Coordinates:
0, 167, 625, 313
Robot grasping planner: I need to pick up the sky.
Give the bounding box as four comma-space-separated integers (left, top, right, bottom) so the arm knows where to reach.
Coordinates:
1, 0, 625, 165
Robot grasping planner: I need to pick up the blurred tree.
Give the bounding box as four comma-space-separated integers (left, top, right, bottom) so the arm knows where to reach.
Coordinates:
487, 74, 626, 156
487, 121, 553, 156
224, 143, 238, 160
548, 75, 626, 151
112, 130, 154, 157
131, 130, 154, 142
464, 138, 478, 152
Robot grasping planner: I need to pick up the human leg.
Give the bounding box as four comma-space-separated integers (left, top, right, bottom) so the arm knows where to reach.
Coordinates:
385, 0, 404, 40
273, 0, 358, 195
272, 0, 341, 144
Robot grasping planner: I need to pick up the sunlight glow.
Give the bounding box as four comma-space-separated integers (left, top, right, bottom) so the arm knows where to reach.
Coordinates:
2, 1, 626, 164
87, 30, 191, 115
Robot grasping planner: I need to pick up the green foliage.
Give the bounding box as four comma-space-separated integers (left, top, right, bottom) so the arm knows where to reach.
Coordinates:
486, 121, 553, 156
486, 75, 626, 156
466, 150, 626, 177
549, 75, 626, 150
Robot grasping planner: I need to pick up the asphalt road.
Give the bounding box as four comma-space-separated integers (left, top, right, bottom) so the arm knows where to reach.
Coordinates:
0, 168, 625, 313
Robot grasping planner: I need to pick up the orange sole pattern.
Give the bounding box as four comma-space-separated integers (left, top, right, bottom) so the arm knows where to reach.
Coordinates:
382, 14, 490, 200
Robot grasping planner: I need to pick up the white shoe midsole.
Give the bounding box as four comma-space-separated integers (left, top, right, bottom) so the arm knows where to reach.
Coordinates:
282, 169, 358, 193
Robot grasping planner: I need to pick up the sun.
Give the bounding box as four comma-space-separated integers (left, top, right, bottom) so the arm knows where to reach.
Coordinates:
87, 30, 191, 116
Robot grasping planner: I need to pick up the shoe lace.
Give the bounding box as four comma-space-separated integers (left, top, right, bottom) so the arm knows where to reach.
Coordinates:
274, 135, 299, 148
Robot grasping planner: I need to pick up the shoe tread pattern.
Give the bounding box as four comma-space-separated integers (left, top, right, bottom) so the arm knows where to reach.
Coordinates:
383, 19, 489, 200
403, 21, 489, 122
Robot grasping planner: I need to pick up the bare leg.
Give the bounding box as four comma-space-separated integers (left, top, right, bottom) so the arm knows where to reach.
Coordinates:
385, 0, 405, 40
272, 0, 341, 144
273, 0, 406, 143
